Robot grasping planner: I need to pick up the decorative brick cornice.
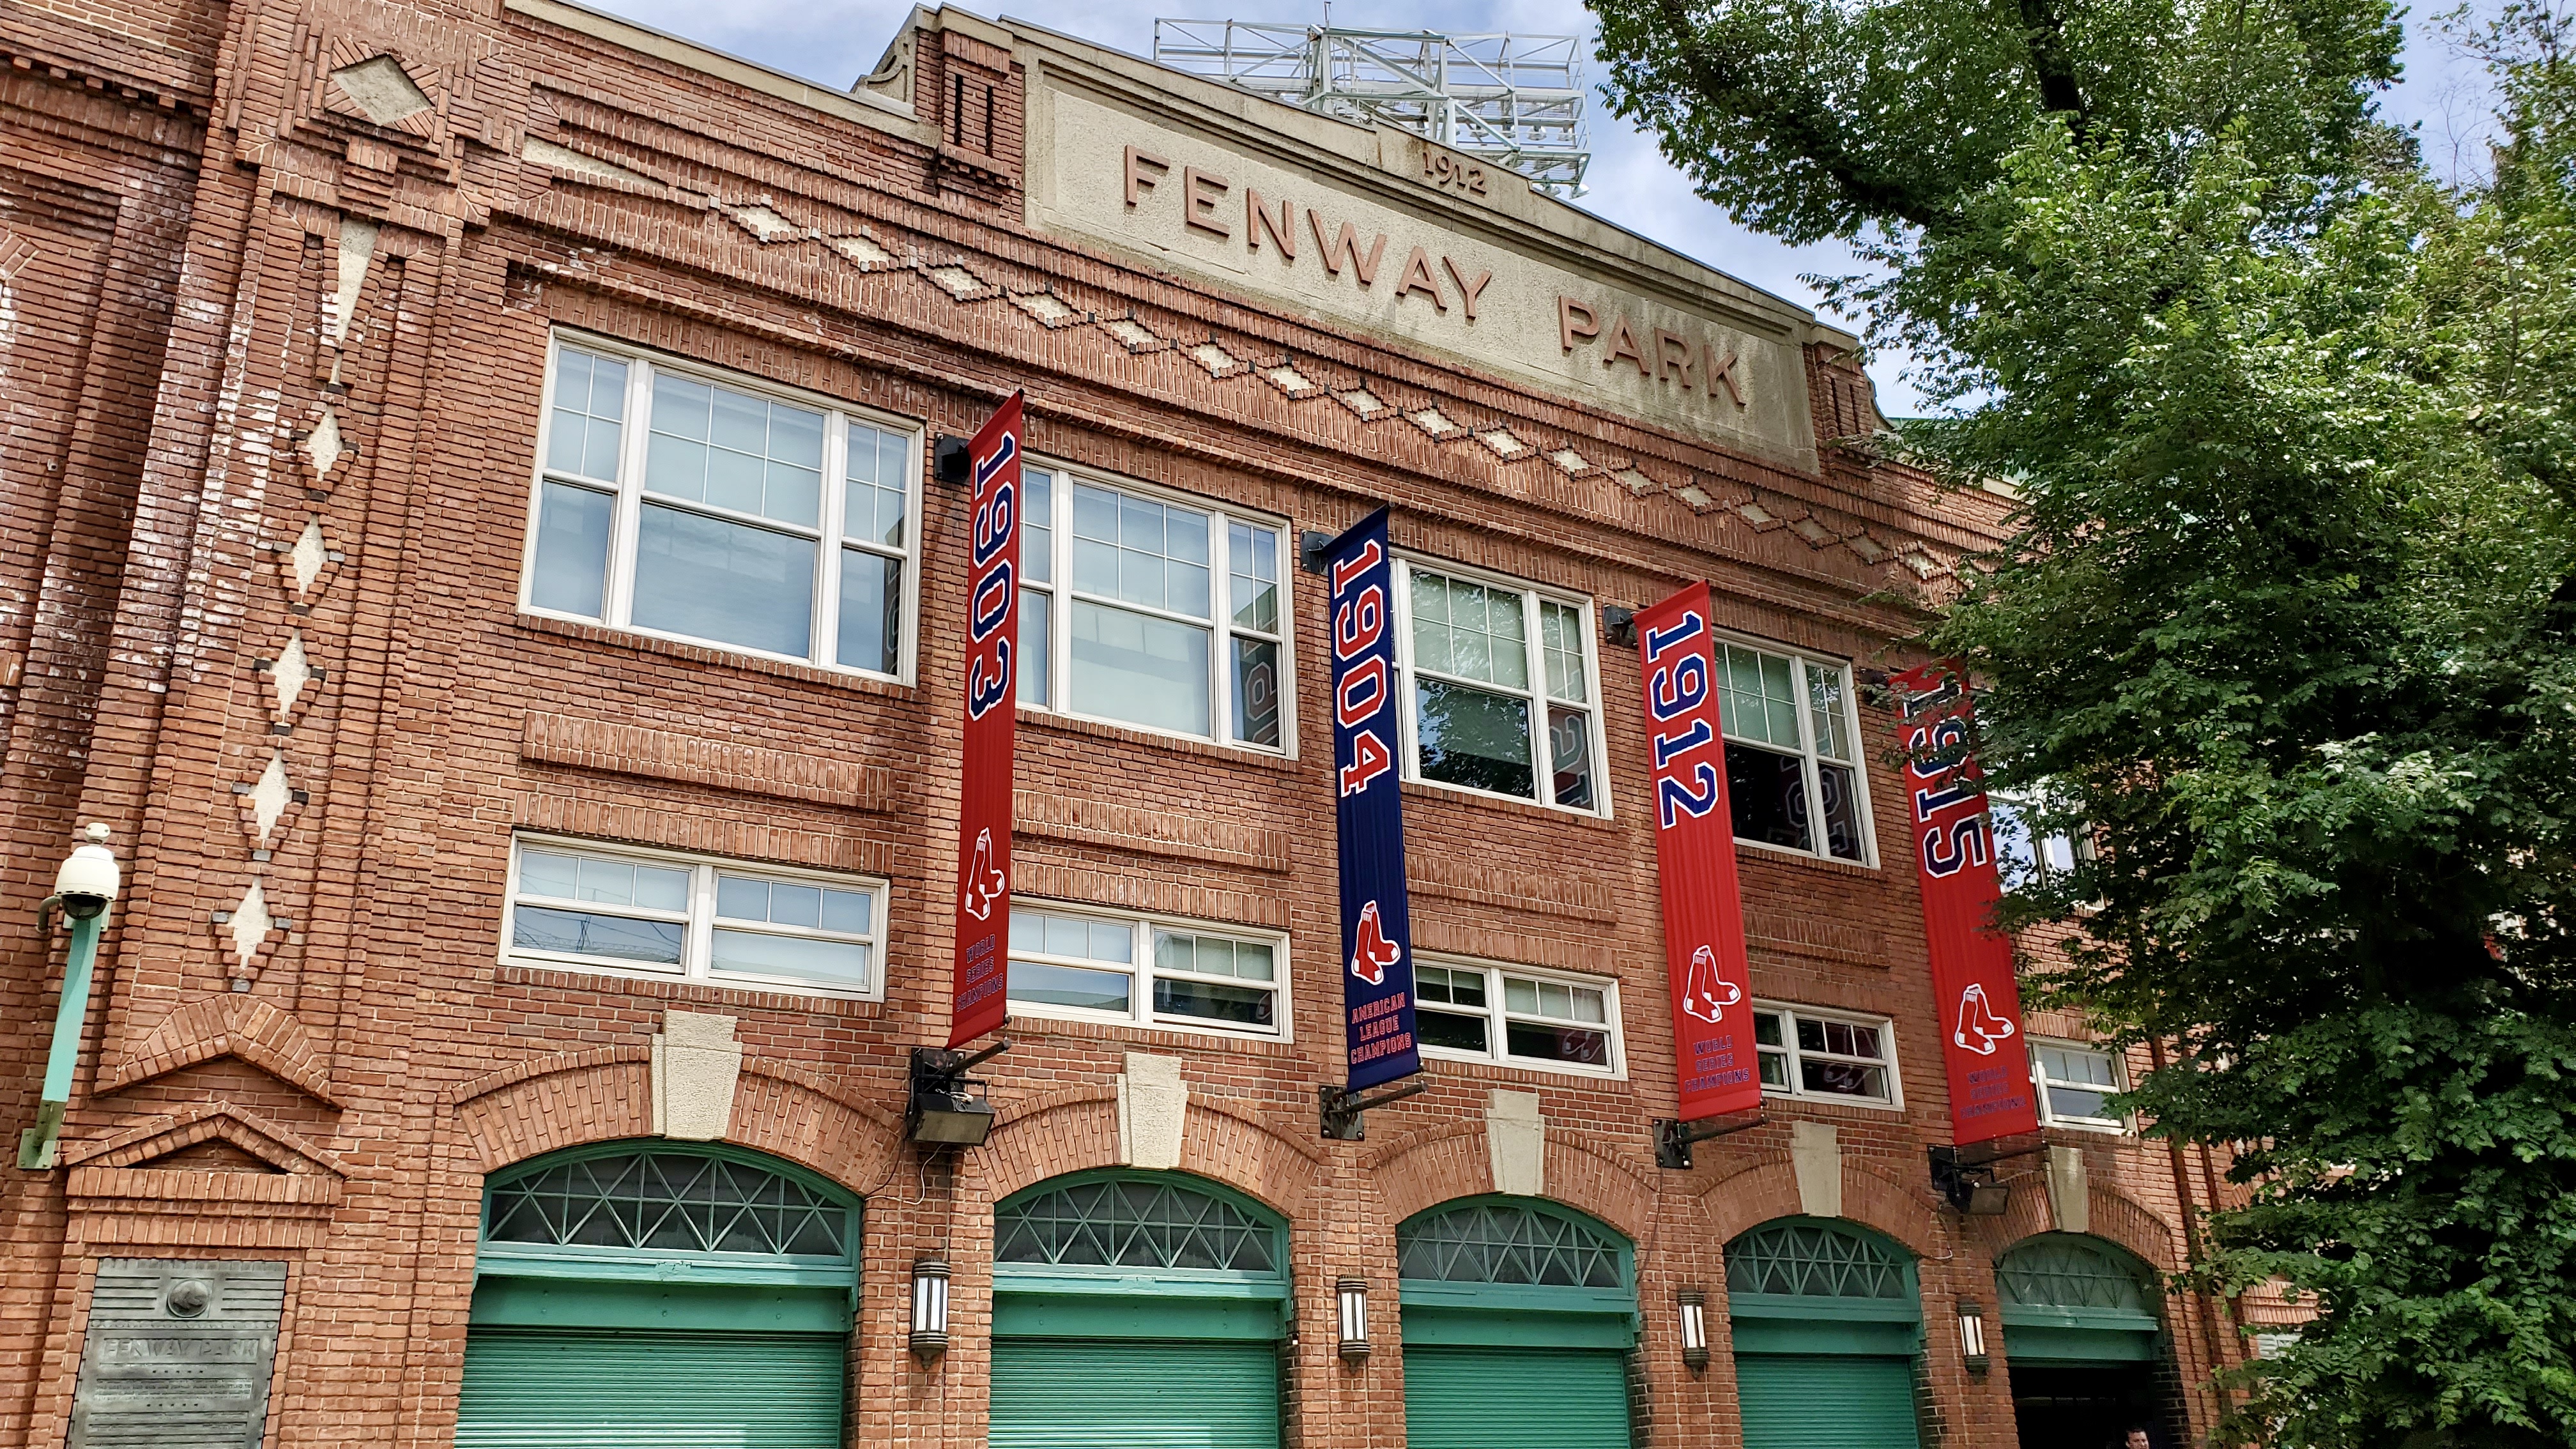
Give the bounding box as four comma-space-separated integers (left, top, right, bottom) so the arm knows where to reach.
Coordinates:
522, 710, 893, 811
1013, 788, 1293, 873
102, 993, 341, 1105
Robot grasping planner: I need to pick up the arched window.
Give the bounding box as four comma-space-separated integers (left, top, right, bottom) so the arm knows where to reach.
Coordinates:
1396, 1200, 1637, 1449
458, 1143, 861, 1449
1993, 1236, 2174, 1443
995, 1172, 1282, 1275
988, 1173, 1289, 1449
1997, 1234, 2154, 1316
1724, 1218, 1923, 1449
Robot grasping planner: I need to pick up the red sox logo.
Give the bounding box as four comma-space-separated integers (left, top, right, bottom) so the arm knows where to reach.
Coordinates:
1349, 900, 1401, 986
961, 828, 1007, 921
1953, 981, 2016, 1055
1680, 944, 1742, 1025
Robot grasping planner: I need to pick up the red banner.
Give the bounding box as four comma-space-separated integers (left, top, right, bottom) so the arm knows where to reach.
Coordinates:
947, 394, 1024, 1047
1890, 663, 2039, 1144
1637, 583, 1763, 1121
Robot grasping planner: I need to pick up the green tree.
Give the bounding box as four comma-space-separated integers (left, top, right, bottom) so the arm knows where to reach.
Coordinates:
1591, 0, 2576, 1441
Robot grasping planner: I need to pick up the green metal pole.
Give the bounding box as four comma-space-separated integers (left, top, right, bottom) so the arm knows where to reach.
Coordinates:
20, 907, 105, 1170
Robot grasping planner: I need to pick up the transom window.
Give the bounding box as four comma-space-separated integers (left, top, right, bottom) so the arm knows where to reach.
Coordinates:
1015, 466, 1289, 750
1395, 560, 1604, 813
1754, 1002, 1900, 1106
1989, 790, 2100, 889
1997, 1235, 2151, 1312
1717, 639, 1871, 862
1416, 958, 1621, 1076
503, 834, 887, 998
524, 337, 921, 680
1006, 901, 1287, 1039
1399, 1202, 1626, 1288
2032, 1039, 2126, 1130
482, 1147, 855, 1264
996, 1175, 1282, 1275
1727, 1219, 1910, 1300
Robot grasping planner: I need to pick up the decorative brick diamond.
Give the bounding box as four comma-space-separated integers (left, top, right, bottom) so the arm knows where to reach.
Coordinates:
724, 203, 804, 243
1263, 364, 1317, 394
1737, 500, 1777, 527
330, 56, 431, 127
1675, 484, 1714, 509
1612, 467, 1657, 495
1010, 290, 1079, 325
1190, 342, 1241, 376
1901, 547, 1942, 578
247, 753, 293, 843
924, 264, 986, 299
827, 233, 893, 267
1793, 517, 1836, 546
1105, 318, 1160, 349
1476, 428, 1529, 459
1406, 406, 1460, 437
226, 880, 273, 976
268, 633, 313, 719
1336, 388, 1388, 418
289, 518, 328, 595
1546, 447, 1591, 474
1846, 533, 1890, 564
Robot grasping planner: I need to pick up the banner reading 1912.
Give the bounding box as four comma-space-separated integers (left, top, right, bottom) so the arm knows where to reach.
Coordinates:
1326, 509, 1421, 1091
1637, 583, 1763, 1121
947, 393, 1024, 1048
1890, 662, 2039, 1144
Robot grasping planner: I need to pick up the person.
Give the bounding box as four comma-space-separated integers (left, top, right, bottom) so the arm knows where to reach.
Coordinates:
2123, 1428, 2154, 1449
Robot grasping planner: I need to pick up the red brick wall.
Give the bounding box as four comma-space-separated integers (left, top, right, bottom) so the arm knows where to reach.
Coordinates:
0, 1, 2244, 1446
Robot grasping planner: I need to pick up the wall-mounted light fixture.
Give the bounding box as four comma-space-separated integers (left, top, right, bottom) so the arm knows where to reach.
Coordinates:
1958, 1297, 1989, 1374
1335, 1278, 1369, 1361
1678, 1288, 1710, 1370
20, 825, 119, 1170
907, 1040, 1008, 1146
910, 1258, 951, 1356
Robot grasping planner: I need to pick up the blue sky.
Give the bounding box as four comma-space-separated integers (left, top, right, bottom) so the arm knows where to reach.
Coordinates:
585, 0, 2501, 415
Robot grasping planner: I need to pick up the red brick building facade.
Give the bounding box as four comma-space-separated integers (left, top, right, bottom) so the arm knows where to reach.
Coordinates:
0, 0, 2255, 1444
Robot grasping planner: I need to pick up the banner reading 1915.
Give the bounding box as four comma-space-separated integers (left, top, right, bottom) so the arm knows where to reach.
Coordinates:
1890, 662, 2039, 1144
1637, 583, 1763, 1121
1325, 509, 1421, 1091
947, 392, 1024, 1048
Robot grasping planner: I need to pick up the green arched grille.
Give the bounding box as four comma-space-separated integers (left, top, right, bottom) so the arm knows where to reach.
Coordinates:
1726, 1220, 1910, 1299
997, 1176, 1280, 1274
484, 1149, 850, 1260
1997, 1236, 2151, 1312
1399, 1202, 1625, 1289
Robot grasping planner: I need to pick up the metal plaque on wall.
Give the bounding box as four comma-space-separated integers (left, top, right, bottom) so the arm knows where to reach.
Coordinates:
68, 1259, 288, 1449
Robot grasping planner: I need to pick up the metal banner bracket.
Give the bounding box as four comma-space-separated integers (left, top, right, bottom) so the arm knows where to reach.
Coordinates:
1653, 1110, 1765, 1170
1320, 1079, 1428, 1141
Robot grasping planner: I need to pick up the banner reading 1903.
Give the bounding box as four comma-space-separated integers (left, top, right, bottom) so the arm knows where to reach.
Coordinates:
946, 393, 1023, 1048
1890, 662, 2039, 1145
1637, 583, 1763, 1121
1325, 509, 1421, 1091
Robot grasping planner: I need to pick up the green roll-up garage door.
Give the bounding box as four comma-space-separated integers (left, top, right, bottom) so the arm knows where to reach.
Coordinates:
454, 1328, 846, 1448
1736, 1354, 1920, 1449
1402, 1345, 1630, 1449
990, 1338, 1280, 1449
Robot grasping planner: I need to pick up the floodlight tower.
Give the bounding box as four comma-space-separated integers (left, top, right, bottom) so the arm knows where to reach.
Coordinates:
1152, 19, 1591, 197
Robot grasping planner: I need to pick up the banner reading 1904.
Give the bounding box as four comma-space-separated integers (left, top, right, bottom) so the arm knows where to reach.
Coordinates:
946, 393, 1023, 1048
1637, 583, 1763, 1121
1890, 662, 2039, 1145
1324, 509, 1421, 1091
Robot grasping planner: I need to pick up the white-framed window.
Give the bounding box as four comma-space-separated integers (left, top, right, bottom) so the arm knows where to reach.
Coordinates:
2032, 1039, 2128, 1130
1012, 464, 1290, 751
1754, 1002, 1901, 1107
1006, 900, 1289, 1039
522, 334, 923, 680
1717, 638, 1872, 862
1392, 559, 1605, 813
501, 834, 887, 999
1414, 956, 1623, 1077
1988, 790, 2099, 890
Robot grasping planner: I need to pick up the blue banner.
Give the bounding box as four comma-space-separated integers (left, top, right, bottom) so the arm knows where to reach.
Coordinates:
1326, 509, 1422, 1090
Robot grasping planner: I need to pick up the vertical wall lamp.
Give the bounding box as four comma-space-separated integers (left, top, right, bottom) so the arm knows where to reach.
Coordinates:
1958, 1298, 1990, 1374
910, 1258, 951, 1356
20, 825, 119, 1170
1335, 1278, 1370, 1361
1678, 1289, 1710, 1370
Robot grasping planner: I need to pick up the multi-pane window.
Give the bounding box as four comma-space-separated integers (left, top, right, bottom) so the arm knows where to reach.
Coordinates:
1989, 791, 2099, 890
1396, 562, 1603, 812
523, 338, 921, 679
502, 835, 887, 997
1415, 958, 1621, 1075
2032, 1040, 2126, 1129
1754, 1003, 1900, 1105
1718, 640, 1870, 862
1006, 901, 1287, 1038
1013, 466, 1288, 749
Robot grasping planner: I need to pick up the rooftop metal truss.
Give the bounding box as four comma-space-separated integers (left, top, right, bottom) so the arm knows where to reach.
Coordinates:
1152, 20, 1591, 197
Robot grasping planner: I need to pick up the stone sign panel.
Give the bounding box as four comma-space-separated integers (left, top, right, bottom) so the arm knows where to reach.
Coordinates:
1027, 75, 1819, 467
69, 1259, 288, 1449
